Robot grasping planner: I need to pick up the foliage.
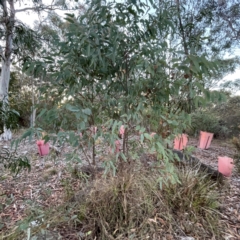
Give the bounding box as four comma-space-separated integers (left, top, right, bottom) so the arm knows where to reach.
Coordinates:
142, 107, 191, 138
220, 78, 240, 94
34, 100, 76, 132
188, 111, 229, 138
212, 96, 240, 137
20, 0, 223, 174
163, 167, 221, 236
169, 0, 240, 56
186, 94, 240, 138
0, 148, 31, 175
163, 0, 240, 94
0, 101, 20, 134
2, 71, 34, 128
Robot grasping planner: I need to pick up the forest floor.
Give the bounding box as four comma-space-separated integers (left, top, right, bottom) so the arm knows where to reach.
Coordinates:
188, 138, 240, 239
0, 132, 240, 239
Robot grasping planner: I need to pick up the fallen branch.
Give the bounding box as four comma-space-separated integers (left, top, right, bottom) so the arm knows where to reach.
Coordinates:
172, 149, 224, 181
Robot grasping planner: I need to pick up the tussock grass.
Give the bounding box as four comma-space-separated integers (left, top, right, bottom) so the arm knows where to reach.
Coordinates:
232, 136, 240, 173
2, 163, 226, 240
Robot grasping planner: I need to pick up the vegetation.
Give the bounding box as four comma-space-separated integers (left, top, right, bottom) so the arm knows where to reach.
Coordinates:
187, 95, 240, 138
1, 163, 224, 239
0, 0, 240, 239
232, 136, 240, 173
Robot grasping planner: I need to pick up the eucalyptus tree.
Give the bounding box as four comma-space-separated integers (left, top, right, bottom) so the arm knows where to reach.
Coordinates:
155, 0, 240, 113
0, 0, 78, 140
21, 0, 220, 181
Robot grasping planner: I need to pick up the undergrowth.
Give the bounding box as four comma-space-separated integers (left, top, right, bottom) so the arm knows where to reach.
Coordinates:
2, 163, 225, 240
232, 136, 240, 173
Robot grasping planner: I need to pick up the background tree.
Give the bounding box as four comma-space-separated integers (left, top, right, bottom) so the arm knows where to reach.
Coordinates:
0, 0, 77, 140
156, 0, 240, 113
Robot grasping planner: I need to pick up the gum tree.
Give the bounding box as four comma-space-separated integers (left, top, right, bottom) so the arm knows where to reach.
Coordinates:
154, 0, 240, 114
0, 0, 77, 140
21, 0, 222, 182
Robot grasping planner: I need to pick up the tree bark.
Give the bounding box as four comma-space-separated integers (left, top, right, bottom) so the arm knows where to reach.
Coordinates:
0, 0, 15, 140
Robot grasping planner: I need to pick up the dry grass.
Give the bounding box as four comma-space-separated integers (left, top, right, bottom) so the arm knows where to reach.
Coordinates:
232, 137, 240, 173
1, 162, 226, 240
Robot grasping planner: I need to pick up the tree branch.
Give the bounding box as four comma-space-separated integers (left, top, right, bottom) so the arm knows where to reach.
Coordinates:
15, 6, 68, 13
175, 0, 189, 55
219, 11, 240, 40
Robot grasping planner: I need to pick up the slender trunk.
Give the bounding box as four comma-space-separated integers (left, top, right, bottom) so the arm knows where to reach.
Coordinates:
176, 0, 189, 56
31, 75, 41, 127
176, 0, 195, 113
31, 109, 37, 127
92, 139, 96, 166
91, 85, 96, 166
122, 52, 129, 158
31, 77, 35, 127
0, 59, 12, 140
0, 59, 11, 99
0, 0, 15, 140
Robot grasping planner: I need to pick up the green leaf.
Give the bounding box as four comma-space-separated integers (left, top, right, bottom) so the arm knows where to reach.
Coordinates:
82, 108, 92, 115
20, 129, 33, 140
66, 104, 80, 112
37, 109, 47, 119
144, 133, 151, 140
120, 152, 127, 161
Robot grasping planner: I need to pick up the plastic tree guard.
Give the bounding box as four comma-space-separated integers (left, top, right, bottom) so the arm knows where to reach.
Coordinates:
36, 140, 50, 156
198, 131, 213, 150
218, 156, 234, 177
174, 134, 188, 150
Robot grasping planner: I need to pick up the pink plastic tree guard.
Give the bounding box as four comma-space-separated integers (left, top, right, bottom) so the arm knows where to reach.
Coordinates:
173, 134, 188, 150
198, 131, 213, 150
119, 125, 125, 138
218, 156, 234, 177
36, 140, 50, 156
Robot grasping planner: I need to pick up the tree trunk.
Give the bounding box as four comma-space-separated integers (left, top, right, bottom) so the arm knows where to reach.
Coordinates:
0, 58, 11, 99
0, 0, 15, 141
0, 58, 12, 141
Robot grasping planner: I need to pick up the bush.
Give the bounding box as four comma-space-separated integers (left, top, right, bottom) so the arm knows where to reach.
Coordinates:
9, 90, 33, 128
187, 111, 229, 138
0, 148, 31, 175
0, 102, 21, 133
35, 102, 80, 132
213, 96, 240, 137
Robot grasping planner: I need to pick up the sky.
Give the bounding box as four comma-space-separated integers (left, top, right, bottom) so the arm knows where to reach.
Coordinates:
16, 1, 74, 28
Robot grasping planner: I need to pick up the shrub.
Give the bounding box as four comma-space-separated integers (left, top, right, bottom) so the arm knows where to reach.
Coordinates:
0, 102, 20, 133
187, 111, 229, 138
212, 96, 240, 137
9, 90, 33, 128
0, 148, 31, 175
